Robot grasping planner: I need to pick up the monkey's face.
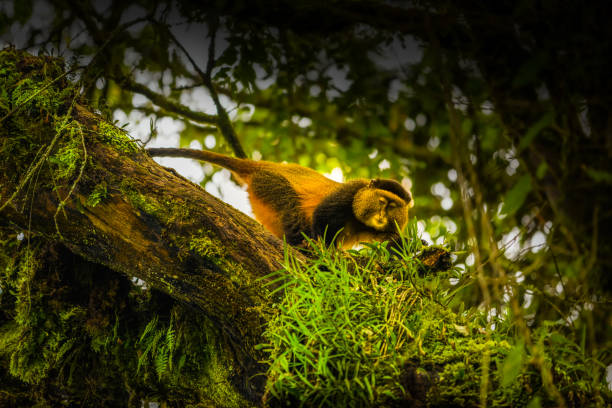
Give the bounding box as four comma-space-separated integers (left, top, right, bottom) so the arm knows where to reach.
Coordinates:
352, 187, 410, 232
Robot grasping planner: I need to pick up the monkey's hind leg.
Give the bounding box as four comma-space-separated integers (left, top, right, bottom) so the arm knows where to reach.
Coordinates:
249, 171, 311, 246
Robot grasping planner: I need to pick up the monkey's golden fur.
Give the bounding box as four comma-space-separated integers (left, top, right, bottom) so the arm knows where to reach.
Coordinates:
148, 148, 413, 248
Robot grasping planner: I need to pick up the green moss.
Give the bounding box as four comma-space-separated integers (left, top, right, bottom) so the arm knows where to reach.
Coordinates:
120, 180, 163, 218
48, 120, 86, 180
0, 230, 250, 407
0, 48, 254, 407
190, 235, 224, 259
97, 121, 139, 154
187, 230, 253, 287
86, 182, 108, 207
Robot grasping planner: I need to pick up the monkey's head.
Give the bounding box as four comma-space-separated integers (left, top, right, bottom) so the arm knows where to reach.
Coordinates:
352, 179, 413, 232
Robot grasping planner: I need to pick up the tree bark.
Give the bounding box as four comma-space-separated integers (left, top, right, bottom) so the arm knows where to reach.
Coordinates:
0, 48, 286, 401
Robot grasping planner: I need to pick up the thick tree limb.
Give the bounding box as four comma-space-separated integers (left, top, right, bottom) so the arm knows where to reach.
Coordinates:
0, 48, 288, 400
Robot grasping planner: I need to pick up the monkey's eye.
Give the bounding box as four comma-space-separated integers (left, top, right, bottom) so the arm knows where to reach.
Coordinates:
388, 202, 397, 209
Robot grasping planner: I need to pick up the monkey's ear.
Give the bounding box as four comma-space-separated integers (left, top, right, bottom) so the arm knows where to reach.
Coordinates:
407, 192, 415, 208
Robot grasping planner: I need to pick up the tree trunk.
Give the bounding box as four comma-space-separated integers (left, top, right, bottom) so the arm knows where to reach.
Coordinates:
0, 47, 286, 402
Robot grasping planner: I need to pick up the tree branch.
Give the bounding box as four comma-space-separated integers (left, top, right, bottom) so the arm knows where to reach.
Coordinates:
159, 19, 247, 158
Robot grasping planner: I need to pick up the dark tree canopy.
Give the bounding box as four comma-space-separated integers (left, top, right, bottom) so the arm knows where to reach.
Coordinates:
0, 1, 610, 407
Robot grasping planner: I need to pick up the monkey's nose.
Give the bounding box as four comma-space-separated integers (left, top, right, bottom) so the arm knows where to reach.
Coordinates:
374, 217, 387, 228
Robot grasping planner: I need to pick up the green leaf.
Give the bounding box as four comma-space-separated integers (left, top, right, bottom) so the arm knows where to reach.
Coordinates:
216, 46, 238, 66
536, 162, 548, 179
526, 396, 542, 408
500, 175, 532, 216
501, 341, 524, 387
518, 112, 554, 152
584, 167, 612, 184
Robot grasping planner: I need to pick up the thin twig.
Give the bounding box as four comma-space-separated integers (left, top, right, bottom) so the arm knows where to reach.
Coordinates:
54, 124, 88, 240
160, 18, 247, 158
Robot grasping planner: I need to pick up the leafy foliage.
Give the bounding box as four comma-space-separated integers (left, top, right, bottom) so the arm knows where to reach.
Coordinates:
261, 224, 609, 406
0, 232, 248, 407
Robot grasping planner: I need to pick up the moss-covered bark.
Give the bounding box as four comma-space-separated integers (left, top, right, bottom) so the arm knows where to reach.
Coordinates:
0, 46, 285, 404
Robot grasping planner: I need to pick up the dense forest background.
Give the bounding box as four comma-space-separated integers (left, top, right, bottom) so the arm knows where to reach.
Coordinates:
0, 1, 610, 407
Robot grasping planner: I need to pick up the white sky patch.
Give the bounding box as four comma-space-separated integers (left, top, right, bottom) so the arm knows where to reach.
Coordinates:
368, 34, 422, 69
530, 231, 547, 253
441, 197, 453, 210
431, 181, 451, 210
123, 47, 141, 66
415, 113, 427, 127
404, 118, 416, 132
131, 93, 150, 107
536, 84, 550, 101
205, 169, 253, 217
325, 64, 352, 92
444, 218, 457, 234
427, 136, 440, 150
204, 135, 216, 149
298, 117, 312, 128
387, 79, 403, 102
378, 159, 391, 171
189, 140, 202, 149
309, 85, 322, 97
157, 157, 205, 184
465, 253, 475, 266
544, 220, 553, 233
324, 167, 344, 182
452, 86, 468, 112
401, 177, 413, 194
523, 290, 533, 308
238, 104, 255, 122
368, 149, 379, 159
447, 168, 457, 182
254, 64, 276, 90
179, 87, 216, 115
481, 100, 494, 115
499, 227, 522, 261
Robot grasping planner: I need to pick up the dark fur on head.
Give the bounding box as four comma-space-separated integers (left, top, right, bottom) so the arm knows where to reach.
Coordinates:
369, 178, 411, 204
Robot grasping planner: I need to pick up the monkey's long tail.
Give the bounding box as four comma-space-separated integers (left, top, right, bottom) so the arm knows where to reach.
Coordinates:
147, 147, 255, 175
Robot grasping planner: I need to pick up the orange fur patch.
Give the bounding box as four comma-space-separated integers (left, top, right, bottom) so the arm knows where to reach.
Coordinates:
248, 192, 284, 238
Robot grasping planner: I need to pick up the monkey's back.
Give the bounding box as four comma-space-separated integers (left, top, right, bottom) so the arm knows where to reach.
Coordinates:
244, 161, 341, 230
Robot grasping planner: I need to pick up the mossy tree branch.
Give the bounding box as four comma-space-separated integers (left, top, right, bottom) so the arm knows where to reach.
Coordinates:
0, 47, 284, 401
